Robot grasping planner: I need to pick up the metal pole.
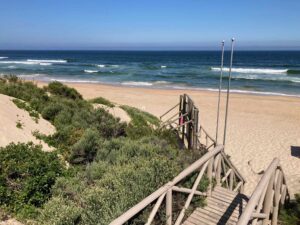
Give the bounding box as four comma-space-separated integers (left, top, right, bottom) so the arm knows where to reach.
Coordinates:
215, 40, 225, 143
223, 38, 235, 146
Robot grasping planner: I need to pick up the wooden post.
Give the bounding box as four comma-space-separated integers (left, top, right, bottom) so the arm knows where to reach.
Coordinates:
272, 171, 282, 225
166, 189, 172, 225
207, 158, 213, 196
262, 172, 275, 225
215, 155, 221, 185
194, 108, 199, 150
179, 95, 182, 134
229, 170, 234, 191
182, 95, 186, 143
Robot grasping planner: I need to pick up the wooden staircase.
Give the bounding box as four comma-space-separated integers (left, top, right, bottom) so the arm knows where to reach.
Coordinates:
183, 186, 249, 225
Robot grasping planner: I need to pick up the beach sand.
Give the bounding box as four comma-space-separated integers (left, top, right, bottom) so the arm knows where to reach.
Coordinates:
0, 94, 55, 151
37, 82, 300, 197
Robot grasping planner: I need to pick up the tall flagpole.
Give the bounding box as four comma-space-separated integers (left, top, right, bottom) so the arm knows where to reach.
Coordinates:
223, 38, 235, 146
215, 40, 225, 143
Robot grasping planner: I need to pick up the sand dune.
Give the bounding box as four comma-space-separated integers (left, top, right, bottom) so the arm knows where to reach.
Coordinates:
93, 103, 131, 123
48, 82, 300, 197
0, 94, 55, 151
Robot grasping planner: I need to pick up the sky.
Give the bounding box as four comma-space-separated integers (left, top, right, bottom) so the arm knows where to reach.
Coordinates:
0, 0, 299, 50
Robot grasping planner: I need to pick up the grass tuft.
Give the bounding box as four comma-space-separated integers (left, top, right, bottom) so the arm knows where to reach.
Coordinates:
89, 97, 115, 108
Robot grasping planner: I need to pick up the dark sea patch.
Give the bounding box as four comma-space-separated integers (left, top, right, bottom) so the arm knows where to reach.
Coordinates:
287, 69, 300, 75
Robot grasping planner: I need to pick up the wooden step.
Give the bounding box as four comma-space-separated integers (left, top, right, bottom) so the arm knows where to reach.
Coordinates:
204, 202, 240, 218
200, 205, 239, 221
192, 209, 235, 225
195, 208, 238, 224
207, 197, 245, 213
183, 186, 247, 225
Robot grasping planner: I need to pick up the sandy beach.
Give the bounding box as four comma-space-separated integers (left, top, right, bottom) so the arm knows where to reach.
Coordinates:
36, 81, 300, 197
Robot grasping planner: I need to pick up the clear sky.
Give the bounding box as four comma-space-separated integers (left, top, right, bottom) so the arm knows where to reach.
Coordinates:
1, 0, 299, 50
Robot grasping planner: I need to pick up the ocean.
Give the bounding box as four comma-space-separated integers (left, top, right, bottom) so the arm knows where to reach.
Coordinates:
0, 50, 300, 96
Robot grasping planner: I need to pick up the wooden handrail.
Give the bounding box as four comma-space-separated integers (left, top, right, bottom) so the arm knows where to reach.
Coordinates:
237, 158, 289, 225
110, 145, 224, 225
221, 151, 245, 183
160, 103, 180, 119
110, 144, 245, 225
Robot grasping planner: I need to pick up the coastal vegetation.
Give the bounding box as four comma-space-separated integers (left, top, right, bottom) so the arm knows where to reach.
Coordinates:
89, 97, 115, 108
279, 194, 300, 225
0, 76, 205, 224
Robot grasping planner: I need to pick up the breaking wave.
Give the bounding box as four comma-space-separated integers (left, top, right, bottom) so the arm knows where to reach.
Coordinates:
27, 59, 67, 63
211, 67, 288, 74
84, 70, 98, 73
121, 81, 153, 86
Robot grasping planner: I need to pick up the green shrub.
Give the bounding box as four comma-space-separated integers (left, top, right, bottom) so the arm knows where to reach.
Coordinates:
0, 143, 64, 219
16, 120, 23, 129
0, 76, 207, 224
46, 81, 82, 100
12, 99, 40, 122
37, 197, 82, 225
70, 129, 103, 164
41, 102, 64, 121
279, 194, 300, 225
120, 105, 159, 139
89, 97, 115, 108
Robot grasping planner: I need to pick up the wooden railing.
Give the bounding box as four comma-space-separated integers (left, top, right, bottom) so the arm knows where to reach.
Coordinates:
159, 94, 216, 150
110, 145, 245, 225
197, 125, 217, 151
237, 158, 289, 225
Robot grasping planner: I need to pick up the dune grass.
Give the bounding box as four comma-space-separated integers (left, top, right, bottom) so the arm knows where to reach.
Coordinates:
89, 97, 115, 108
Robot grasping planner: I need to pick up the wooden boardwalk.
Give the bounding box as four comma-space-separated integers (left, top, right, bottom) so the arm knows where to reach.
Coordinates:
183, 186, 249, 225
110, 95, 290, 225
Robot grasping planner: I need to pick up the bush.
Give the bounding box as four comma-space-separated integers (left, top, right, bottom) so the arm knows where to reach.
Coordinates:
46, 81, 82, 100
12, 98, 40, 122
0, 76, 207, 224
37, 197, 82, 225
0, 143, 64, 219
120, 105, 159, 139
70, 129, 103, 164
41, 102, 64, 121
279, 194, 300, 225
89, 97, 115, 108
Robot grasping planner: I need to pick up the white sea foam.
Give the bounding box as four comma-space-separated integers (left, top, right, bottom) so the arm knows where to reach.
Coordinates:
17, 74, 45, 78
154, 81, 170, 84
39, 63, 52, 66
84, 70, 98, 73
161, 65, 167, 68
0, 61, 38, 65
27, 59, 67, 63
211, 67, 288, 74
97, 64, 105, 68
170, 85, 300, 97
233, 74, 300, 83
50, 78, 100, 84
121, 81, 153, 86
0, 57, 8, 59
0, 60, 52, 65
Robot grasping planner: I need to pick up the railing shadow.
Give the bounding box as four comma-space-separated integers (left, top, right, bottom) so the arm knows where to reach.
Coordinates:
216, 193, 249, 225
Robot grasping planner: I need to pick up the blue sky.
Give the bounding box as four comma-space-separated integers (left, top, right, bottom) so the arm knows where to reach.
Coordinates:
0, 0, 299, 50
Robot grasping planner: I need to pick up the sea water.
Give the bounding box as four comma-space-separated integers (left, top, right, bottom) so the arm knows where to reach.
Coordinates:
0, 50, 300, 96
